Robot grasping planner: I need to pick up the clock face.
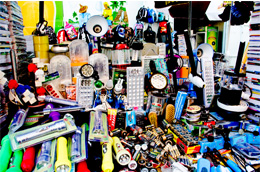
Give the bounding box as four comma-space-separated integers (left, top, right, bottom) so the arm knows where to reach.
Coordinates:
150, 73, 167, 90
80, 64, 94, 78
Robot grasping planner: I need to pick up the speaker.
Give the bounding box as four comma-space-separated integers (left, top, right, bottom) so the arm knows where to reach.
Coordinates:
86, 15, 108, 37
193, 43, 214, 59
193, 43, 214, 74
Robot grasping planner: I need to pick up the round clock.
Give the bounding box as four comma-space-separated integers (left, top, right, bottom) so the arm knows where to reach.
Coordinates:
150, 73, 168, 91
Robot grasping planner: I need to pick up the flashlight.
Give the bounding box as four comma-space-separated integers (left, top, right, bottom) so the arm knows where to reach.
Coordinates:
112, 136, 131, 166
15, 120, 67, 144
0, 135, 13, 172
21, 147, 36, 172
55, 137, 71, 172
101, 137, 114, 172
6, 150, 23, 172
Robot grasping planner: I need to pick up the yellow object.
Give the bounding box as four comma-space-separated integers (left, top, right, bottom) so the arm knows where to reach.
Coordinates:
33, 35, 49, 44
240, 42, 249, 73
165, 104, 175, 123
18, 1, 55, 36
102, 137, 114, 172
34, 44, 49, 51
103, 2, 113, 21
79, 4, 88, 13
112, 137, 131, 166
33, 35, 49, 63
55, 137, 71, 172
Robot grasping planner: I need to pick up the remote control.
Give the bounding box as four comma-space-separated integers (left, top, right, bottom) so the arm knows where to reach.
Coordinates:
127, 67, 144, 108
76, 77, 94, 108
201, 57, 215, 108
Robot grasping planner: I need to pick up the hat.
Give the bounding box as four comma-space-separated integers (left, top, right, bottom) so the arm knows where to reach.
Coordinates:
103, 2, 110, 7
79, 4, 88, 13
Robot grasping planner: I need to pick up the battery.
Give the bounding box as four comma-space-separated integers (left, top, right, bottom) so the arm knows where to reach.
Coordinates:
161, 133, 173, 141
110, 128, 122, 137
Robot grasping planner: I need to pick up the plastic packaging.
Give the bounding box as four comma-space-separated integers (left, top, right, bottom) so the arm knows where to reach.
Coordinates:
9, 108, 29, 133
69, 124, 88, 163
9, 116, 77, 151
49, 55, 72, 86
34, 140, 57, 172
89, 111, 109, 142
69, 39, 89, 83
88, 53, 109, 84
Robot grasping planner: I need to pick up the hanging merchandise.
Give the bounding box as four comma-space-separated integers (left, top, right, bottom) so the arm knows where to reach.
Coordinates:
102, 2, 113, 26
57, 29, 68, 44
78, 4, 91, 28
64, 21, 78, 41
136, 6, 148, 22
144, 25, 156, 43
158, 12, 165, 22
158, 21, 168, 43
134, 21, 144, 41
112, 24, 126, 47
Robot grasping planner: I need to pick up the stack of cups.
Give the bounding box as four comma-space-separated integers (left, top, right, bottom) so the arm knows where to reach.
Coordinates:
33, 35, 49, 63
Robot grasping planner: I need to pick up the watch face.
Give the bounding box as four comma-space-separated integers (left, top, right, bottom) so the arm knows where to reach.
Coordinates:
80, 64, 94, 78
150, 73, 167, 90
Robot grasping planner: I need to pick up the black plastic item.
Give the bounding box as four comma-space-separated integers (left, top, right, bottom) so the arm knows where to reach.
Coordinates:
219, 87, 242, 106
184, 30, 197, 76
234, 42, 245, 75
131, 42, 144, 50
144, 26, 156, 43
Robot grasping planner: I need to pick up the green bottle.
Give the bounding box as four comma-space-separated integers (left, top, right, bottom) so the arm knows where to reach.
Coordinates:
0, 135, 12, 172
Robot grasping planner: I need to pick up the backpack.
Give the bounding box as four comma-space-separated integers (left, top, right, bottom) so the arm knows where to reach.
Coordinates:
158, 12, 165, 22
147, 8, 157, 24
136, 7, 148, 22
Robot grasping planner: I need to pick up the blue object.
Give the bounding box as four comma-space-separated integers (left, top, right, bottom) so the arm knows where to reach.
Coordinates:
114, 94, 124, 109
126, 111, 136, 128
247, 133, 260, 145
94, 90, 102, 107
226, 159, 242, 172
106, 90, 114, 106
197, 158, 211, 172
15, 85, 26, 95
199, 137, 225, 153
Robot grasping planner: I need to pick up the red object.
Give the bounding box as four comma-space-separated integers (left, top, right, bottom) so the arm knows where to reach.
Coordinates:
57, 29, 67, 44
204, 121, 216, 129
159, 21, 167, 34
8, 79, 19, 89
107, 109, 117, 132
77, 161, 90, 172
28, 63, 38, 73
36, 87, 46, 96
115, 44, 129, 50
21, 147, 36, 172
